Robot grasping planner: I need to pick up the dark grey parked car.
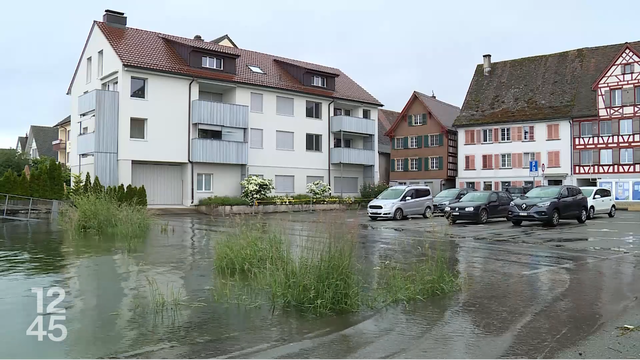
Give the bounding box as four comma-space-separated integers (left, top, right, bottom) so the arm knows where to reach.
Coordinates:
433, 187, 476, 215
507, 185, 588, 227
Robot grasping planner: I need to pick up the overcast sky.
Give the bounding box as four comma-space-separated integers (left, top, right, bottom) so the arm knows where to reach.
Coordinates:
0, 0, 634, 148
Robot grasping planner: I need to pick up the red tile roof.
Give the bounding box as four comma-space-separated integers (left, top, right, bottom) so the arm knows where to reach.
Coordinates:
68, 22, 382, 106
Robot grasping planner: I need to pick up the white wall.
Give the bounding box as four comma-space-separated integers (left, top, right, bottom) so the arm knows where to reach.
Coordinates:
193, 163, 242, 203
457, 120, 573, 185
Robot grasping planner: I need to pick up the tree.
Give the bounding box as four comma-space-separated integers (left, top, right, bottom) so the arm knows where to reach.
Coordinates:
82, 172, 92, 195
116, 184, 126, 203
0, 169, 19, 194
92, 176, 104, 194
0, 149, 29, 176
125, 185, 136, 204
46, 158, 64, 200
70, 173, 84, 198
240, 175, 274, 205
137, 185, 148, 207
17, 171, 30, 196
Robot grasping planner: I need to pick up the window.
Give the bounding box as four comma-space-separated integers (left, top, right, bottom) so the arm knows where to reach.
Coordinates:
276, 96, 294, 116
202, 56, 223, 70
600, 149, 612, 164
623, 64, 633, 74
600, 121, 612, 136
198, 128, 222, 139
410, 158, 419, 171
395, 159, 404, 171
31, 148, 38, 159
334, 138, 352, 148
483, 182, 492, 191
86, 57, 92, 83
275, 175, 295, 193
636, 87, 640, 104
306, 101, 322, 119
482, 129, 492, 143
334, 108, 352, 116
131, 77, 146, 99
464, 155, 474, 170
130, 118, 146, 139
429, 134, 440, 147
67, 130, 71, 141
621, 148, 633, 164
197, 173, 213, 192
412, 114, 423, 126
580, 122, 593, 137
306, 134, 322, 151
82, 126, 88, 135
103, 78, 118, 91
500, 153, 512, 168
409, 136, 418, 148
620, 119, 633, 135
547, 124, 560, 140
500, 182, 511, 192
306, 176, 324, 184
250, 128, 263, 148
580, 150, 593, 165
250, 93, 263, 113
500, 127, 511, 142
415, 188, 431, 198
523, 125, 534, 141
465, 130, 476, 144
363, 109, 371, 119
482, 155, 492, 169
612, 89, 622, 106
430, 157, 439, 170
276, 131, 294, 150
312, 75, 326, 87
222, 127, 244, 142
394, 138, 403, 149
596, 188, 612, 198
465, 182, 475, 189
334, 177, 358, 193
247, 65, 264, 74
66, 152, 70, 162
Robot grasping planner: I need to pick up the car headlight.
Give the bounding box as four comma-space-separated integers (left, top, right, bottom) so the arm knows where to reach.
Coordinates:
465, 207, 474, 211
441, 201, 449, 206
536, 201, 551, 207
510, 201, 515, 207
445, 206, 451, 211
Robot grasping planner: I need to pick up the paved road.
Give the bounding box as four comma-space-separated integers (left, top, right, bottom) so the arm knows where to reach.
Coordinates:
141, 210, 640, 359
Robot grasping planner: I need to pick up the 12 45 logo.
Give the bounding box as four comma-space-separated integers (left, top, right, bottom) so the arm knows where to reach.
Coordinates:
26, 287, 67, 342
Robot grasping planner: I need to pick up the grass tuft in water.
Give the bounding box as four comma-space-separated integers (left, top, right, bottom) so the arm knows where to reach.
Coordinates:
145, 276, 185, 312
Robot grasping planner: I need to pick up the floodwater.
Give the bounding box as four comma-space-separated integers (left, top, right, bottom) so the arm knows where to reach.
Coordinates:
1, 211, 639, 359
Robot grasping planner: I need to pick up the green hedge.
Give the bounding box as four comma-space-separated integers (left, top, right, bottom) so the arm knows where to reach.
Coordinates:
0, 157, 65, 200
199, 196, 249, 206
360, 182, 389, 199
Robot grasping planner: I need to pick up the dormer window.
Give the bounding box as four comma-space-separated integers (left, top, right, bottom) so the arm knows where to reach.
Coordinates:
202, 56, 223, 70
247, 65, 264, 74
312, 75, 326, 87
623, 64, 634, 74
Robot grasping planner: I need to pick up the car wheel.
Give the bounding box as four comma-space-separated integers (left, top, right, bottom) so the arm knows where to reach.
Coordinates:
587, 206, 595, 220
577, 207, 587, 224
478, 209, 488, 224
393, 208, 403, 221
369, 216, 378, 221
448, 217, 457, 225
422, 206, 433, 219
547, 209, 560, 227
608, 206, 616, 218
511, 220, 522, 226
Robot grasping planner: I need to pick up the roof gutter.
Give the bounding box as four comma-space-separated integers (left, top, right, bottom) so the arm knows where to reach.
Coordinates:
188, 77, 195, 205
328, 99, 335, 188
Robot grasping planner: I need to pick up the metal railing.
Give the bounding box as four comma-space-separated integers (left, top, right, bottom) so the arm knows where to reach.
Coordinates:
1, 193, 61, 221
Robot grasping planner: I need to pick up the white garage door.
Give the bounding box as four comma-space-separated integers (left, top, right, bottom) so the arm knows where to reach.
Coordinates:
132, 164, 182, 205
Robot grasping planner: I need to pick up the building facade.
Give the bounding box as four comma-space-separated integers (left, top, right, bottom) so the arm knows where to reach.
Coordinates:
385, 91, 460, 195
377, 109, 399, 184
67, 10, 382, 205
52, 116, 71, 165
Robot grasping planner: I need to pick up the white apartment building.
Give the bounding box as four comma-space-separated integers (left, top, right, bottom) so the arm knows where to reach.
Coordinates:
67, 10, 382, 205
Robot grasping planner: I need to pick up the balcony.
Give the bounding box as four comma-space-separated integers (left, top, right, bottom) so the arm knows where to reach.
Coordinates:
330, 148, 376, 166
76, 133, 95, 155
330, 115, 376, 135
191, 138, 248, 164
192, 100, 249, 128
78, 89, 118, 115
52, 139, 66, 151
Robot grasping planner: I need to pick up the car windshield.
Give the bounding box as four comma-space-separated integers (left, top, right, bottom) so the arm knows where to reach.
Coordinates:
581, 188, 594, 197
460, 192, 489, 202
376, 188, 406, 200
434, 189, 459, 199
525, 186, 561, 198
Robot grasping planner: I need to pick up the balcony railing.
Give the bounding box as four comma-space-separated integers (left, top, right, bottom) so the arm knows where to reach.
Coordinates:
330, 115, 376, 135
76, 133, 95, 155
330, 148, 376, 166
191, 100, 249, 128
52, 139, 66, 151
191, 138, 248, 164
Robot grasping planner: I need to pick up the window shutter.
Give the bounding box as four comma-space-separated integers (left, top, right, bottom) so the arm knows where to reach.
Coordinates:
459, 182, 464, 188
530, 126, 535, 141
612, 120, 619, 135
425, 157, 430, 171
494, 154, 500, 169
573, 150, 580, 165
392, 138, 396, 150
422, 113, 428, 125
613, 148, 620, 164
425, 135, 430, 147
390, 159, 395, 171
513, 127, 520, 142
403, 158, 409, 172
592, 149, 599, 165
469, 155, 475, 169
403, 137, 408, 149
623, 88, 634, 106
417, 158, 422, 171
417, 135, 422, 148
634, 147, 640, 163
494, 181, 500, 191
438, 156, 443, 170
546, 124, 552, 140
633, 118, 640, 133
438, 133, 444, 146
535, 152, 541, 163
408, 114, 414, 126
573, 122, 579, 138
535, 180, 541, 187
604, 90, 611, 107
493, 128, 499, 142
475, 181, 481, 190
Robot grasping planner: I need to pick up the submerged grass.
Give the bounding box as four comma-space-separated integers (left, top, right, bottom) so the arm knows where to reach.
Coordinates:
145, 276, 186, 312
212, 215, 460, 316
60, 192, 151, 239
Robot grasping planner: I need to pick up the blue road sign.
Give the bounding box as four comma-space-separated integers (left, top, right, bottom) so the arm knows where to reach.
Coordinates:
529, 160, 539, 176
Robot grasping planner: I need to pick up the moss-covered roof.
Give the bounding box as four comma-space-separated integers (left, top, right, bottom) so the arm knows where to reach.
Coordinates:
454, 41, 640, 127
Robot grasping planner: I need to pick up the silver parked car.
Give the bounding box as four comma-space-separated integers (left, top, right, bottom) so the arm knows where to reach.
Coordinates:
367, 185, 434, 220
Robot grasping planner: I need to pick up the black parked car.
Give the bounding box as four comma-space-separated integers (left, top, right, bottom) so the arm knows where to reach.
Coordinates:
433, 187, 476, 215
505, 186, 531, 197
446, 191, 512, 224
507, 185, 588, 227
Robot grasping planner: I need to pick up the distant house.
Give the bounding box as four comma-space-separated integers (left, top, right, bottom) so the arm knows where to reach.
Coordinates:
15, 136, 28, 154
377, 109, 399, 184
24, 126, 58, 160
53, 116, 71, 165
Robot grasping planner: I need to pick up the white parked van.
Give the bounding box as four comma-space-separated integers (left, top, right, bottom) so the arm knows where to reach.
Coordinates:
367, 185, 434, 220
579, 186, 616, 219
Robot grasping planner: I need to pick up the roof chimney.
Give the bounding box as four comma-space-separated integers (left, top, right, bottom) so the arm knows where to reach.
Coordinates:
431, 90, 436, 99
194, 35, 203, 41
483, 54, 492, 76
103, 10, 126, 28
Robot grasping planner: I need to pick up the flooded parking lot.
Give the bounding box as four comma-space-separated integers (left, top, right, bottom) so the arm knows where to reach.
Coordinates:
1, 210, 639, 358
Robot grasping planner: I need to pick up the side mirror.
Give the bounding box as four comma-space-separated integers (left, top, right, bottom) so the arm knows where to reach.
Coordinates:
594, 194, 601, 199
405, 196, 412, 201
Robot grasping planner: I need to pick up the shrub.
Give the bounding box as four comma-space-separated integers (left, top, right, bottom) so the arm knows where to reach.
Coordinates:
91, 176, 104, 194
360, 182, 389, 199
199, 196, 249, 206
240, 176, 274, 204
137, 185, 148, 207
82, 172, 92, 195
306, 180, 331, 200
